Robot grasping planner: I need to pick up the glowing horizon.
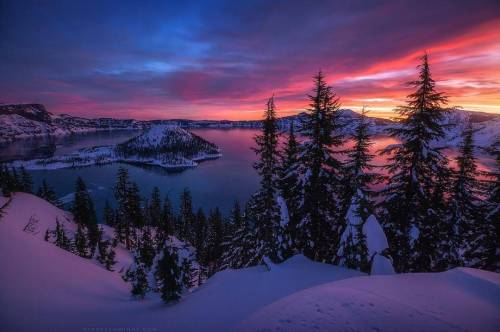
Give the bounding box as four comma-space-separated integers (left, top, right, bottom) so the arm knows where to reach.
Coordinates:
1, 1, 499, 121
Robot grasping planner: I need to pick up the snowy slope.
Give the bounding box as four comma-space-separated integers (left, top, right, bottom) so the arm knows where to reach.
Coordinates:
242, 268, 500, 332
1, 193, 499, 332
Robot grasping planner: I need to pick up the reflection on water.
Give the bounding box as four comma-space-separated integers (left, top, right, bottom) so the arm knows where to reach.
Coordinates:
0, 128, 494, 221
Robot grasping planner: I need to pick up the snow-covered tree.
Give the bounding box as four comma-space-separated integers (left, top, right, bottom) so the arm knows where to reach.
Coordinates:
443, 122, 482, 269
477, 139, 499, 271
72, 177, 98, 254
297, 71, 344, 262
37, 179, 59, 207
155, 246, 182, 303
204, 208, 224, 276
148, 187, 162, 227
250, 96, 284, 263
178, 188, 195, 243
337, 109, 381, 272
278, 123, 302, 251
379, 54, 451, 272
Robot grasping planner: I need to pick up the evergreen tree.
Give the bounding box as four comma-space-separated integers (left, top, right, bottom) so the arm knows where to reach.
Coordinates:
205, 207, 224, 276
19, 166, 33, 193
250, 96, 283, 263
37, 179, 59, 206
220, 200, 256, 269
138, 226, 156, 269
477, 139, 499, 271
131, 262, 149, 299
155, 246, 182, 303
379, 54, 451, 272
74, 223, 89, 258
156, 195, 174, 248
149, 187, 162, 227
444, 122, 481, 269
297, 71, 345, 262
194, 208, 207, 261
103, 200, 115, 226
278, 123, 302, 251
178, 188, 195, 243
72, 177, 98, 254
337, 109, 378, 272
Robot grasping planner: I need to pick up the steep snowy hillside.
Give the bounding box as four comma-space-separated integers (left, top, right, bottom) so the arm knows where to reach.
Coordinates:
1, 193, 499, 332
10, 125, 221, 170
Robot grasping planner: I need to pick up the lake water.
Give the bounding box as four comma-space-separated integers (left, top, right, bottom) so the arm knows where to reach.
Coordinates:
1, 129, 494, 220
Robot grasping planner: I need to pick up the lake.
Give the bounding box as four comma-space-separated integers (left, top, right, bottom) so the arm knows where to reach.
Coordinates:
0, 128, 494, 220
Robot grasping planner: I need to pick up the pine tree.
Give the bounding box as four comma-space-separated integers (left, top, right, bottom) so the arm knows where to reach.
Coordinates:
155, 246, 182, 303
278, 123, 302, 251
297, 71, 345, 262
337, 109, 378, 272
74, 223, 89, 258
443, 122, 481, 269
156, 195, 174, 249
72, 177, 98, 255
478, 139, 499, 271
103, 200, 115, 226
205, 207, 224, 276
178, 188, 195, 243
149, 187, 162, 227
379, 54, 450, 272
220, 200, 253, 269
250, 96, 283, 263
138, 226, 156, 269
194, 208, 207, 261
37, 179, 59, 206
131, 263, 149, 299
19, 166, 33, 193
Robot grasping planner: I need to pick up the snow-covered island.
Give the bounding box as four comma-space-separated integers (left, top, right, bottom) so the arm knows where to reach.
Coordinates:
9, 125, 222, 170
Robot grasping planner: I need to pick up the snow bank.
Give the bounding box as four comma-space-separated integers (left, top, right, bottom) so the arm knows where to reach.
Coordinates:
241, 268, 500, 332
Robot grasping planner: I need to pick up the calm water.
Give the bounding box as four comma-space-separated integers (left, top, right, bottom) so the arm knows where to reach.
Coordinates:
1, 129, 494, 220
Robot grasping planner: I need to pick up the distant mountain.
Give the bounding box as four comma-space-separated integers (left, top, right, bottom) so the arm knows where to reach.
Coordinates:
10, 125, 221, 170
0, 103, 143, 142
1, 103, 498, 147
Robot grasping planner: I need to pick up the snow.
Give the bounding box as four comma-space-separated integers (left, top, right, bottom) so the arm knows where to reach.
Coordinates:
371, 254, 395, 275
241, 268, 500, 332
363, 214, 389, 259
277, 195, 290, 227
1, 193, 499, 332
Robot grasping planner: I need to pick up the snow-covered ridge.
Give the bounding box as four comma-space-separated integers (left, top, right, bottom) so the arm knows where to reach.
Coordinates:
10, 125, 222, 170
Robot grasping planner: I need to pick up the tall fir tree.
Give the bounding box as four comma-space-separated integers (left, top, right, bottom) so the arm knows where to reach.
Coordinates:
19, 166, 33, 193
148, 187, 162, 227
337, 108, 378, 272
205, 207, 224, 276
445, 122, 482, 269
278, 123, 302, 251
178, 188, 195, 243
103, 200, 115, 226
72, 177, 99, 255
297, 71, 344, 262
250, 96, 283, 263
194, 208, 207, 261
479, 139, 499, 271
156, 195, 174, 248
379, 54, 450, 272
155, 246, 182, 303
37, 179, 59, 206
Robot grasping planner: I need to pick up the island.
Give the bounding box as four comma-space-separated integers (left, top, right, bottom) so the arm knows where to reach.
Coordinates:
9, 125, 222, 170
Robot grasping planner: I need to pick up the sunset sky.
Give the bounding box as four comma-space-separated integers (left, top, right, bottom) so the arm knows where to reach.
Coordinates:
1, 0, 499, 120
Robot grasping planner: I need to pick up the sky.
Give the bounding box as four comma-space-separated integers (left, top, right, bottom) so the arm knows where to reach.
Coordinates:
1, 0, 499, 120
